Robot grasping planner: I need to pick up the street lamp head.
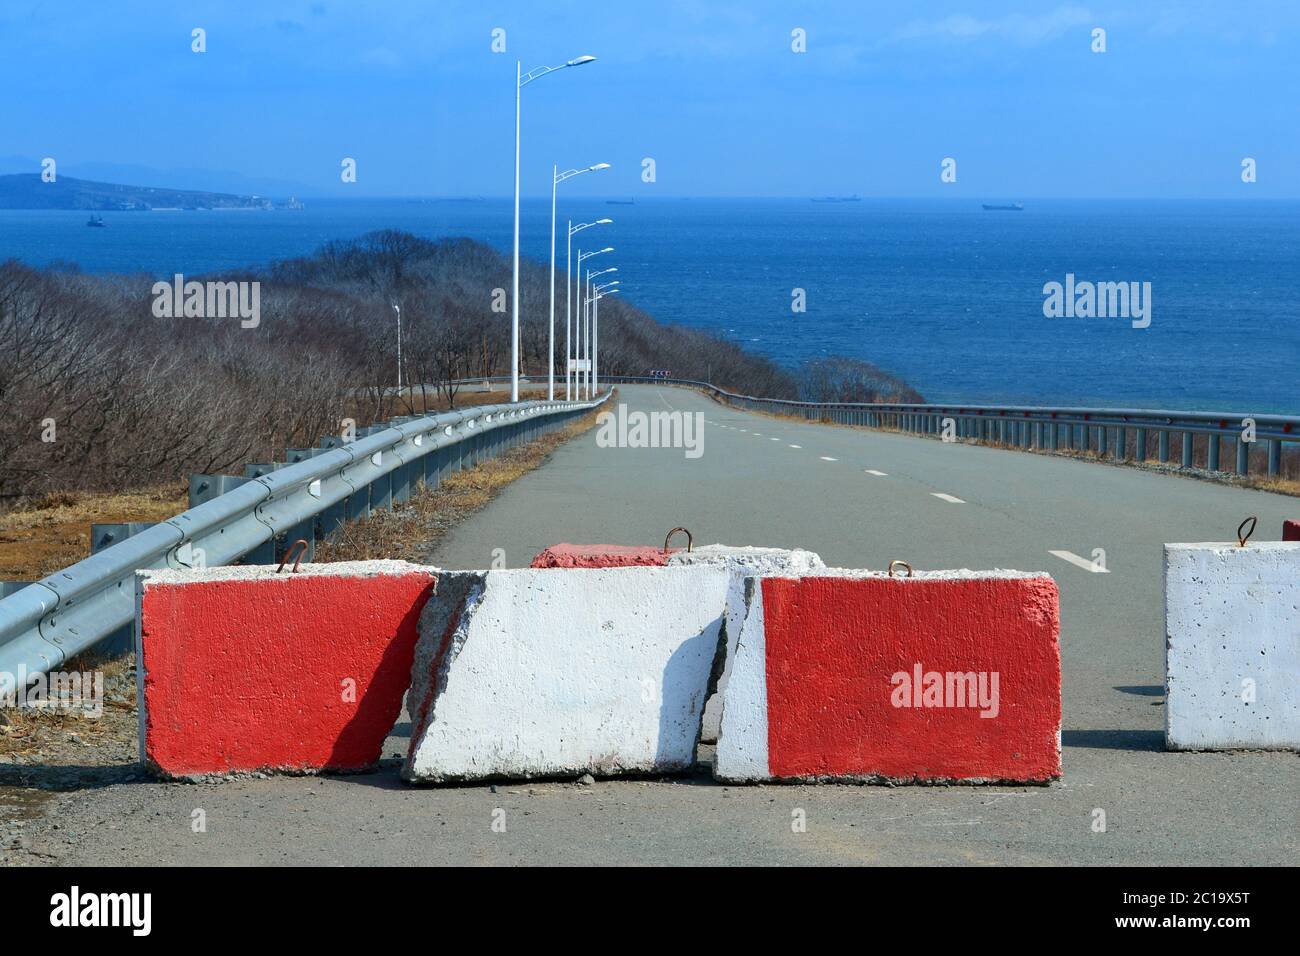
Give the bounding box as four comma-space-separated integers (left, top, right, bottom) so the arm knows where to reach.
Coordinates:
567, 55, 597, 67
596, 218, 613, 224
600, 246, 614, 254
589, 163, 611, 171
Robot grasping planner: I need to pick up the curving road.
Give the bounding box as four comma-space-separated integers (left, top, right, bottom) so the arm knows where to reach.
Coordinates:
23, 384, 1300, 866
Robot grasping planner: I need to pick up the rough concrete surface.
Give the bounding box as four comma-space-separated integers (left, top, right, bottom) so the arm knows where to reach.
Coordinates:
403, 566, 730, 782
667, 544, 825, 742
1164, 541, 1300, 750
715, 572, 1061, 783
137, 561, 436, 777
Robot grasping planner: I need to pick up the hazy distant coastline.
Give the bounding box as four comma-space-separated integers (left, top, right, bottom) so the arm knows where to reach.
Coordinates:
0, 173, 281, 211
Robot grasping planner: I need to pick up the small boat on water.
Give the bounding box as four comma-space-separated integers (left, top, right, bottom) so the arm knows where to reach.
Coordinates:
982, 202, 1024, 211
811, 195, 862, 203
86, 215, 106, 227
606, 198, 635, 205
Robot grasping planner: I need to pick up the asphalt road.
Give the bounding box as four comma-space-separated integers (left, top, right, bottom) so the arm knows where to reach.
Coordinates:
18, 384, 1300, 865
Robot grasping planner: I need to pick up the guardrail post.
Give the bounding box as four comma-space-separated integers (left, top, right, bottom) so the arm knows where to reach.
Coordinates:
1157, 430, 1170, 463
1117, 426, 1128, 460
1181, 432, 1193, 468
1236, 438, 1250, 476
1207, 434, 1220, 471
245, 462, 315, 562
286, 449, 348, 537
1268, 439, 1282, 476
89, 522, 157, 656
189, 474, 249, 509
1135, 427, 1148, 462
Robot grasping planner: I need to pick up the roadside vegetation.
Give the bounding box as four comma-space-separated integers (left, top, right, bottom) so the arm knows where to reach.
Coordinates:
3, 230, 881, 505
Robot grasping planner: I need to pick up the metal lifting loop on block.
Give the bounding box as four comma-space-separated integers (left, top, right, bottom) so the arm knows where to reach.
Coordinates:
1236, 516, 1257, 548
888, 560, 914, 578
277, 539, 310, 574
663, 527, 693, 554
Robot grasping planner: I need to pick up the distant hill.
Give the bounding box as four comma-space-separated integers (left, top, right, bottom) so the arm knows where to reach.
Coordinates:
0, 174, 274, 211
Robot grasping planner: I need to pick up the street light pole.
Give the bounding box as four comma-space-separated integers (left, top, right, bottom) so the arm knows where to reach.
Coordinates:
576, 248, 613, 398
566, 221, 611, 400
549, 165, 608, 401
510, 55, 597, 404
392, 302, 402, 397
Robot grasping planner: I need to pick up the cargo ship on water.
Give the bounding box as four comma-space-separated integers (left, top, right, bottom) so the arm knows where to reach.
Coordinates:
982, 202, 1024, 211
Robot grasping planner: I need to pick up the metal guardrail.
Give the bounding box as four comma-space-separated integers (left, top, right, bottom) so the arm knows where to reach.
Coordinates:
0, 389, 610, 678
607, 376, 1299, 477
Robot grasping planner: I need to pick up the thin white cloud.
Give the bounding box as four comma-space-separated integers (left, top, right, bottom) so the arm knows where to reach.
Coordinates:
893, 5, 1094, 45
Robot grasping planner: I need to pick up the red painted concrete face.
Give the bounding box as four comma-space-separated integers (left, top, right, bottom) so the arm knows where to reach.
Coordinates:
530, 543, 670, 568
1284, 520, 1300, 542
762, 576, 1061, 782
140, 568, 436, 776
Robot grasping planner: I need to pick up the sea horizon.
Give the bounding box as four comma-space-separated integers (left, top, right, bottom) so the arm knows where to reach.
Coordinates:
3, 197, 1297, 414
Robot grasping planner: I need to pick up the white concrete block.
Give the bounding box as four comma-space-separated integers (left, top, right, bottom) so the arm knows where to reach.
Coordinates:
1165, 541, 1300, 751
667, 544, 824, 743
403, 566, 731, 782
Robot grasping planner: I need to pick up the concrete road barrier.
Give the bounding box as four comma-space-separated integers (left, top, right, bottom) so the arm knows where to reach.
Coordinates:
137, 561, 437, 777
715, 570, 1062, 784
529, 543, 670, 567
403, 566, 730, 782
1165, 541, 1300, 751
666, 545, 825, 742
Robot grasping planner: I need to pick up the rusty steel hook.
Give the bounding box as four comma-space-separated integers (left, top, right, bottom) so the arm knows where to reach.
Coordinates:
888, 560, 914, 578
663, 527, 693, 554
1237, 516, 1257, 548
277, 539, 310, 573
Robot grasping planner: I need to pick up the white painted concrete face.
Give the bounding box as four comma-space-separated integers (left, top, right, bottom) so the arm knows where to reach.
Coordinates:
713, 579, 769, 782
667, 545, 825, 742
403, 566, 731, 782
1165, 542, 1300, 751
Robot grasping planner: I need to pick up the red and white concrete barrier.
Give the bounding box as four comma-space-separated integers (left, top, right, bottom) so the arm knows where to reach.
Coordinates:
665, 545, 824, 742
1165, 541, 1300, 750
715, 570, 1062, 784
137, 561, 437, 777
1283, 520, 1299, 542
402, 566, 731, 782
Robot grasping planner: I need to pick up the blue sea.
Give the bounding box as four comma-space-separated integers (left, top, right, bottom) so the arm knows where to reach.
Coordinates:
1, 198, 1296, 413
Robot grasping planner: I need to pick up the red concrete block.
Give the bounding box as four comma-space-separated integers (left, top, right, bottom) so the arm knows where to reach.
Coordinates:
137, 561, 436, 777
715, 572, 1062, 784
1284, 520, 1300, 542
530, 543, 670, 568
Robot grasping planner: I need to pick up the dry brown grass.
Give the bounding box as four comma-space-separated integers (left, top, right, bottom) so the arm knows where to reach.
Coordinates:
316, 402, 606, 563
0, 485, 188, 581
0, 655, 137, 767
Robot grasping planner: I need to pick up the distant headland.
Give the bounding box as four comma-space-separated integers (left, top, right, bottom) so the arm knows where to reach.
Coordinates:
0, 173, 298, 211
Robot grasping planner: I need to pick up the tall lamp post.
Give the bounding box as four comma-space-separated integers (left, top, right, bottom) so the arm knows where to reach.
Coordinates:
391, 302, 402, 397
578, 255, 615, 398
588, 281, 620, 395
566, 218, 612, 399
550, 164, 609, 400
512, 55, 597, 403
584, 267, 618, 398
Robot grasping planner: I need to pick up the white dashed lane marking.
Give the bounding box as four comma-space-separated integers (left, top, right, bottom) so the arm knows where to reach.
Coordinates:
1049, 550, 1109, 573
819, 456, 838, 462
789, 444, 801, 449
931, 493, 965, 503
865, 469, 888, 476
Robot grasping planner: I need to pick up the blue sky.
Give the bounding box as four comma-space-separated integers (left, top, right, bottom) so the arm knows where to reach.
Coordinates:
2, 1, 1298, 198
